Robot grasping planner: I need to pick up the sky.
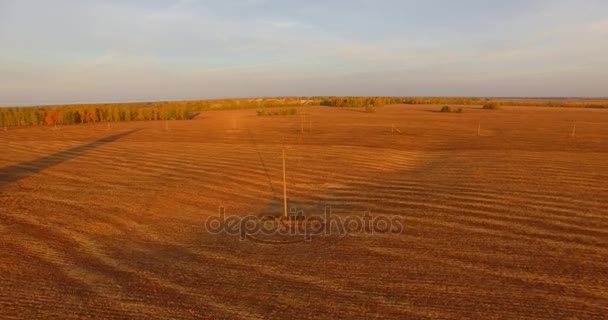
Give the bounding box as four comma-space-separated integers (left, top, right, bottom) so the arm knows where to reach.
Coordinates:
1, 0, 607, 106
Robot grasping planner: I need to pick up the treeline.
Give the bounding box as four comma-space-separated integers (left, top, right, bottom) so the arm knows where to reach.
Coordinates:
318, 97, 402, 108
317, 96, 608, 108
316, 96, 485, 107
0, 98, 314, 128
0, 102, 196, 128
205, 97, 315, 110
400, 97, 608, 108
485, 99, 608, 109
1, 96, 607, 128
401, 97, 484, 105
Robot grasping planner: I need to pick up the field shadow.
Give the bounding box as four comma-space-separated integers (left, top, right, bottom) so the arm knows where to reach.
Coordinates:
189, 112, 202, 119
331, 107, 368, 113
0, 129, 140, 189
247, 129, 277, 197
197, 140, 457, 255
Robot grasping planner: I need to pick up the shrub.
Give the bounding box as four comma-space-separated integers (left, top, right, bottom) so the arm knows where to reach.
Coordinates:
483, 102, 500, 110
440, 106, 463, 113
365, 105, 376, 113
257, 108, 297, 116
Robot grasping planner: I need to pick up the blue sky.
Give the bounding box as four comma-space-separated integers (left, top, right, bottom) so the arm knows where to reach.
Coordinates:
1, 0, 607, 105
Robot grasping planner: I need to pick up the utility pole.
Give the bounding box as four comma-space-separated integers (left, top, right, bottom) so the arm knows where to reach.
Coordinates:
571, 123, 576, 138
282, 148, 288, 218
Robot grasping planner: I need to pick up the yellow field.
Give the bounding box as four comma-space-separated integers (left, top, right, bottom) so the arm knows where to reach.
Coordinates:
1, 105, 607, 319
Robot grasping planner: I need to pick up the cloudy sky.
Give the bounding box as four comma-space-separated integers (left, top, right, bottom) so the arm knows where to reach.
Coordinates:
1, 0, 607, 106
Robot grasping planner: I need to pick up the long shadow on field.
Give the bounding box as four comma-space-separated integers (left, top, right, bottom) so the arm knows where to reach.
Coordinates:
247, 129, 277, 198
0, 129, 140, 189
330, 107, 369, 113
199, 139, 459, 254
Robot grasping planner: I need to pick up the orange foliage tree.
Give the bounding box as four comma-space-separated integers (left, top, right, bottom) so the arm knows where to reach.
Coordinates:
44, 111, 60, 126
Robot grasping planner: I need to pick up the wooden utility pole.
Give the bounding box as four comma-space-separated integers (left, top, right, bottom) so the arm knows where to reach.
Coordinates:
571, 123, 576, 138
282, 148, 288, 218
477, 123, 481, 136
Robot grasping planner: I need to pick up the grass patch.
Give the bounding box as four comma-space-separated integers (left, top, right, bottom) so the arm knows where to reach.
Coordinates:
257, 108, 298, 116
482, 102, 500, 110
440, 106, 463, 113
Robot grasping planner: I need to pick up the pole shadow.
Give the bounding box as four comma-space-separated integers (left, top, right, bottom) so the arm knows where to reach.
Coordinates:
0, 129, 140, 189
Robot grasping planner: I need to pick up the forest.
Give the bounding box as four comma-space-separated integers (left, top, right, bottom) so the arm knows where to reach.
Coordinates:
1, 96, 607, 128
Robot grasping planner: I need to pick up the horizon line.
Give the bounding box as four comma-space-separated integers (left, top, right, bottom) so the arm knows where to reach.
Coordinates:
3, 96, 608, 109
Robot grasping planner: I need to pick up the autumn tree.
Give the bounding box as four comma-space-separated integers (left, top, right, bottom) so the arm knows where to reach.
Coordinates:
45, 111, 60, 128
